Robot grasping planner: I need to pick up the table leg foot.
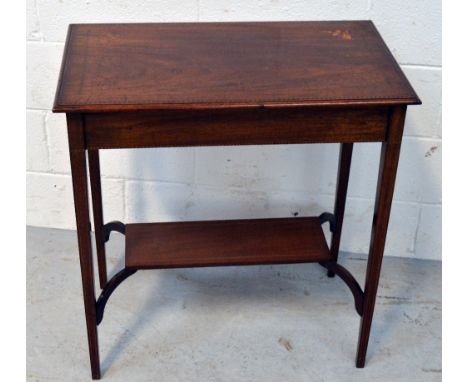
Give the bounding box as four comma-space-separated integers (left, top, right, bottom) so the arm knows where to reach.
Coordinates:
356, 312, 372, 368
356, 356, 366, 368
91, 365, 101, 380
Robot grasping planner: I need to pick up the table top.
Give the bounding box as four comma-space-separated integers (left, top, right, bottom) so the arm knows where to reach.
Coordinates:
53, 21, 420, 113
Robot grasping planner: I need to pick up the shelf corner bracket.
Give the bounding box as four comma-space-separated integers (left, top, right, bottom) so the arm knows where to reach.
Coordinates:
96, 268, 137, 325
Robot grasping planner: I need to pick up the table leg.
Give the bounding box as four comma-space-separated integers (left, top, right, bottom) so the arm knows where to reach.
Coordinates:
356, 106, 406, 367
328, 143, 353, 277
67, 114, 101, 379
88, 149, 107, 289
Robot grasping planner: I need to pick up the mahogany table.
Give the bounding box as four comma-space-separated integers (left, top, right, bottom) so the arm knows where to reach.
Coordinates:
53, 21, 420, 379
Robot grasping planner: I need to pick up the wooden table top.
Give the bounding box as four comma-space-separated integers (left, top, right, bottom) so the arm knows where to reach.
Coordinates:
53, 21, 420, 113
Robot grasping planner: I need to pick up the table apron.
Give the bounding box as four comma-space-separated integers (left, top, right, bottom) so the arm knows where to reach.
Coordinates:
83, 106, 389, 149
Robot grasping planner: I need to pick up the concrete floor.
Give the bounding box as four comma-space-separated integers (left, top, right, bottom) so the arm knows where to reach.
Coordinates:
27, 226, 441, 381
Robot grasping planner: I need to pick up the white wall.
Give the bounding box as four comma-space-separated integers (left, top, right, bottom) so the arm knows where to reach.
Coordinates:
26, 0, 442, 260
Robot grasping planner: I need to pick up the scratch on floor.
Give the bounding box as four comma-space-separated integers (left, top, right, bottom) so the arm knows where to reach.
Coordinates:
425, 145, 438, 157
378, 295, 410, 301
421, 368, 442, 373
278, 337, 293, 352
403, 312, 425, 327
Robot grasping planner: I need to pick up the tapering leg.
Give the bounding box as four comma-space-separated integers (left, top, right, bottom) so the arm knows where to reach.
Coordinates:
67, 114, 101, 379
88, 149, 107, 289
356, 106, 406, 367
328, 143, 353, 277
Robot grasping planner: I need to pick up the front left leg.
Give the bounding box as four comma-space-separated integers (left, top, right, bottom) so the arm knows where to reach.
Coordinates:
67, 114, 101, 379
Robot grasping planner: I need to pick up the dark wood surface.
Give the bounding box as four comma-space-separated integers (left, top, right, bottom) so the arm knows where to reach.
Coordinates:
53, 21, 420, 113
66, 114, 101, 379
84, 107, 388, 149
356, 106, 407, 367
328, 143, 353, 277
88, 150, 107, 289
125, 217, 331, 269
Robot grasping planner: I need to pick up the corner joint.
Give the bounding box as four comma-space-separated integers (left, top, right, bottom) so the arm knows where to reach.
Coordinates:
319, 212, 336, 233
103, 221, 126, 242
96, 268, 137, 325
319, 261, 364, 316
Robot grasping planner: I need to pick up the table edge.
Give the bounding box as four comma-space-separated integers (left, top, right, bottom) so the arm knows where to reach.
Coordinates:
53, 98, 421, 113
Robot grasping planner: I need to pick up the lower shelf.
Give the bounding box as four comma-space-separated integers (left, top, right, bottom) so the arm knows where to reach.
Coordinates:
98, 215, 364, 325
125, 217, 331, 269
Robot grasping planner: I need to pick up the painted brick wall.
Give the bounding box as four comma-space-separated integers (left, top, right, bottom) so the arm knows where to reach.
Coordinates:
26, 0, 442, 260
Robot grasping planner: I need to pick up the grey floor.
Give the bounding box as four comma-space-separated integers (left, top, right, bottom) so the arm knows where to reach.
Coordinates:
27, 226, 441, 381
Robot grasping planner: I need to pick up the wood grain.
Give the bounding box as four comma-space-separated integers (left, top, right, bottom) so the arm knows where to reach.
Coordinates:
84, 107, 388, 148
66, 114, 101, 379
125, 217, 331, 269
53, 21, 420, 113
88, 149, 107, 289
356, 106, 407, 367
328, 143, 353, 276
